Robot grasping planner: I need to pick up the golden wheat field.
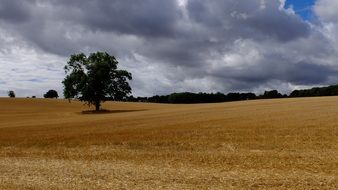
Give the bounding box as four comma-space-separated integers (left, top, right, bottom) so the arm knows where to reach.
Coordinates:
0, 97, 338, 189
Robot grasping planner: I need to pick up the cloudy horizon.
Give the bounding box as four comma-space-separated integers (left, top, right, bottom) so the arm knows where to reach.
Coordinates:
1, 0, 338, 97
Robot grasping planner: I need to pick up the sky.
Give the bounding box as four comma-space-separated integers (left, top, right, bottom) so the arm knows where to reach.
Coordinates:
1, 0, 338, 97
285, 0, 316, 20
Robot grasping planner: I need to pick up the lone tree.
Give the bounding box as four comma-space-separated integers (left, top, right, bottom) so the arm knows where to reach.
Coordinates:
44, 89, 59, 98
62, 52, 132, 111
8, 90, 15, 98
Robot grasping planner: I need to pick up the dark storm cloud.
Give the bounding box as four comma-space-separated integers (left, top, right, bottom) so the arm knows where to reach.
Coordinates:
47, 0, 181, 37
221, 61, 335, 85
0, 0, 31, 23
84, 0, 180, 37
247, 8, 310, 41
0, 0, 337, 97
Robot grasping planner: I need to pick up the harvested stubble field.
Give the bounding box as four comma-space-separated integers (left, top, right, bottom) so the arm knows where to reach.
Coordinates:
0, 97, 338, 189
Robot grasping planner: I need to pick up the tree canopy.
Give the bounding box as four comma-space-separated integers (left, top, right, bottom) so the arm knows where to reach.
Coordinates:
62, 52, 132, 111
129, 92, 258, 104
8, 90, 15, 98
290, 85, 338, 97
44, 89, 59, 98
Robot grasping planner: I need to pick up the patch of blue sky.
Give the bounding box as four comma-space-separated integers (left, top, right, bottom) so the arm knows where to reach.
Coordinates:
285, 0, 316, 20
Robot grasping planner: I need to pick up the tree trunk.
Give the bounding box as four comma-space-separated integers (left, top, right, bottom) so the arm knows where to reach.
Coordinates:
95, 101, 100, 111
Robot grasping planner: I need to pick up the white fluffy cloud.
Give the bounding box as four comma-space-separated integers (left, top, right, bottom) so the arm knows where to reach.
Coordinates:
0, 28, 65, 97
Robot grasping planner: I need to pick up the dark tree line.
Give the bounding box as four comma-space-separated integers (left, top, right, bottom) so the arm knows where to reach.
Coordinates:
7, 89, 59, 99
127, 84, 338, 104
289, 85, 338, 97
127, 90, 286, 104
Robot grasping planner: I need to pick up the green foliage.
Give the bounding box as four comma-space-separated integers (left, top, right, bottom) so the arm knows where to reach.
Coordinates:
128, 85, 338, 104
8, 90, 15, 98
166, 92, 256, 103
259, 90, 283, 99
290, 84, 338, 97
130, 92, 257, 104
62, 52, 132, 111
44, 89, 59, 99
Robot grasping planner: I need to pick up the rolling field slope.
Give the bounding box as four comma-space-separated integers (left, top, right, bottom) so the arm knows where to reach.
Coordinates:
0, 97, 338, 189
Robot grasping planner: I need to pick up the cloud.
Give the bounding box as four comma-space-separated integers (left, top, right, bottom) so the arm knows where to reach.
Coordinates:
314, 0, 338, 23
0, 0, 338, 97
0, 0, 32, 23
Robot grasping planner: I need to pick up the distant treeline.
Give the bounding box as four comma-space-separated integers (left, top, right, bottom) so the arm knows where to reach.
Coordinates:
127, 84, 338, 104
127, 90, 286, 104
290, 84, 338, 97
